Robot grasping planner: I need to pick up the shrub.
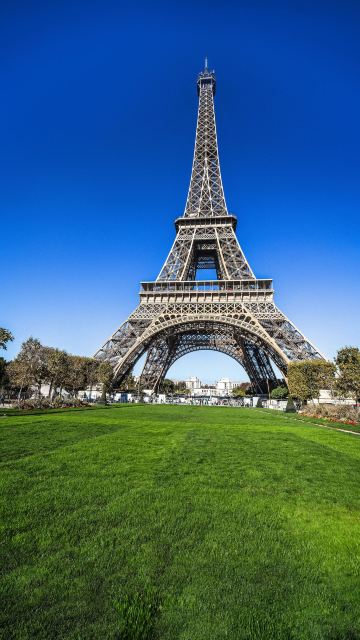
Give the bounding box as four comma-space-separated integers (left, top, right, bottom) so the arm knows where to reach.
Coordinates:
233, 386, 246, 398
335, 346, 360, 402
271, 386, 288, 400
17, 397, 88, 410
300, 403, 359, 425
288, 360, 336, 403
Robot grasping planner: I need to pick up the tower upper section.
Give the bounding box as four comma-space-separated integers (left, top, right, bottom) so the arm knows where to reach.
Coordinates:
197, 67, 216, 96
184, 63, 228, 217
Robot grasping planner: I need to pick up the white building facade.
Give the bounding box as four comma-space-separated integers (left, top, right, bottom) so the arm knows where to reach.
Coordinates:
185, 377, 201, 392
185, 377, 243, 397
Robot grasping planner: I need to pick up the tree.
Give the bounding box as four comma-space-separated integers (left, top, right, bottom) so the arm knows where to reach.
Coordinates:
270, 386, 289, 400
160, 378, 175, 394
174, 384, 190, 396
288, 359, 336, 404
233, 382, 252, 396
0, 329, 14, 401
0, 357, 9, 402
232, 386, 245, 398
45, 348, 70, 398
118, 373, 137, 392
7, 337, 48, 399
65, 355, 88, 398
174, 380, 190, 395
98, 361, 114, 402
287, 363, 309, 403
7, 358, 34, 401
335, 346, 360, 402
0, 328, 14, 351
83, 357, 99, 400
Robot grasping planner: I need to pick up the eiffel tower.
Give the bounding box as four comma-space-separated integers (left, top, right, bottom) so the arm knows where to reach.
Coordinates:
95, 61, 324, 393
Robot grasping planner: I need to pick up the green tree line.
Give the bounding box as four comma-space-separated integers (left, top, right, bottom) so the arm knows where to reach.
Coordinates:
288, 347, 360, 404
0, 332, 113, 403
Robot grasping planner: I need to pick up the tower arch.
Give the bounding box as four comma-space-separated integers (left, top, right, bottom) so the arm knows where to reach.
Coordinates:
110, 315, 288, 394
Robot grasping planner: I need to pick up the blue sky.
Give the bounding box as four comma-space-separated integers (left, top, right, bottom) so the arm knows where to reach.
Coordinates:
1, 0, 359, 382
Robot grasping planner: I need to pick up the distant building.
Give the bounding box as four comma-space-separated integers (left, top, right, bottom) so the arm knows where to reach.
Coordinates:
215, 378, 241, 394
192, 386, 220, 397
184, 376, 244, 398
185, 377, 201, 391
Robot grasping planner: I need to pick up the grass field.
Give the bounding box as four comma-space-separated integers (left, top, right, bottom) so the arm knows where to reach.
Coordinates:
1, 405, 360, 640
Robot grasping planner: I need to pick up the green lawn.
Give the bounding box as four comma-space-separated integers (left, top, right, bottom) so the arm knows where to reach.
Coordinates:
1, 405, 359, 640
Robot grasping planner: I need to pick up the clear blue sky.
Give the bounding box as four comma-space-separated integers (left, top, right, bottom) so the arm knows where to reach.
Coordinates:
1, 0, 359, 383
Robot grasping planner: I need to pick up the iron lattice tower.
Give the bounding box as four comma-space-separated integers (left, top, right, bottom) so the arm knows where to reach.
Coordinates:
95, 63, 324, 393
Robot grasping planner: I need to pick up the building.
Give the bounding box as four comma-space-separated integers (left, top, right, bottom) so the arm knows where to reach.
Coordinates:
185, 377, 201, 392
216, 378, 241, 394
184, 376, 243, 397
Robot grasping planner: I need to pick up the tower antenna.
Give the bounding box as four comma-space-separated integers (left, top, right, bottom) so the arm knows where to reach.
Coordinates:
205, 56, 208, 70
